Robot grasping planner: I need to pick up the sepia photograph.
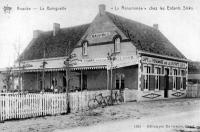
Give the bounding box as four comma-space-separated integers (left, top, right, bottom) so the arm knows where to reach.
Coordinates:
0, 0, 200, 131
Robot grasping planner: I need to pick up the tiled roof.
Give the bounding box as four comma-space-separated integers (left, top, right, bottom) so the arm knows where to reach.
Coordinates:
20, 11, 186, 61
19, 24, 90, 61
106, 12, 186, 59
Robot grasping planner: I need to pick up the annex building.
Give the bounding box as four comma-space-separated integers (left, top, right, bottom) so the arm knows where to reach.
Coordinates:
14, 4, 188, 101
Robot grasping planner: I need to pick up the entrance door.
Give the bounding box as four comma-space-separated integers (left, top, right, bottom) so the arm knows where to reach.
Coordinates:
164, 68, 169, 98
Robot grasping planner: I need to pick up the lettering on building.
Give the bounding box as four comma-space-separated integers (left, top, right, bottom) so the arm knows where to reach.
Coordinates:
141, 56, 187, 68
91, 32, 111, 38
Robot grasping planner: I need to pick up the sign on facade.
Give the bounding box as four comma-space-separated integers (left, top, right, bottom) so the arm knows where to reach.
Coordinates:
141, 56, 187, 68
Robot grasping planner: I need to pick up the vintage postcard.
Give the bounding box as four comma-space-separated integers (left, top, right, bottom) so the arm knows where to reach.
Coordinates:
0, 0, 200, 132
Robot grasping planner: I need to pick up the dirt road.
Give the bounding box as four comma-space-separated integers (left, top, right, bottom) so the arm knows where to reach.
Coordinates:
55, 110, 200, 132
0, 98, 200, 132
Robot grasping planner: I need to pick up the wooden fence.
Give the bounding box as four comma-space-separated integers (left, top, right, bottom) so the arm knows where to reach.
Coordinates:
0, 93, 68, 121
0, 90, 120, 122
69, 90, 112, 112
186, 84, 200, 97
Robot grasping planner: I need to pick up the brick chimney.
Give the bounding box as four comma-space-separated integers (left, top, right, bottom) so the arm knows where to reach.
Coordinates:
153, 24, 158, 30
33, 30, 42, 39
53, 23, 60, 36
99, 4, 106, 16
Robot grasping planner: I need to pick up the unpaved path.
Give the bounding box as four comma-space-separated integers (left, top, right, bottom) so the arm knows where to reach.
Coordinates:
55, 110, 200, 132
0, 98, 200, 132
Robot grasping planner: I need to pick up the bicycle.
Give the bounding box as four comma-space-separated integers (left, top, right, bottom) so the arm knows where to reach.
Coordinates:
88, 93, 107, 109
106, 91, 124, 105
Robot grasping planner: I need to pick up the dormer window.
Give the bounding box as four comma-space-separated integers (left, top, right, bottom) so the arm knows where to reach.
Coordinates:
114, 37, 121, 53
82, 41, 88, 56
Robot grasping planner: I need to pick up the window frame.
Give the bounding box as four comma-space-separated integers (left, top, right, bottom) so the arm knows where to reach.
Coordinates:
143, 64, 152, 91
180, 69, 186, 90
113, 35, 121, 53
172, 68, 178, 90
154, 66, 162, 91
82, 41, 88, 56
164, 67, 170, 76
115, 73, 125, 90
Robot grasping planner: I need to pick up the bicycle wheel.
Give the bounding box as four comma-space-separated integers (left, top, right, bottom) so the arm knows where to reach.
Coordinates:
88, 99, 99, 109
105, 96, 112, 106
116, 94, 124, 104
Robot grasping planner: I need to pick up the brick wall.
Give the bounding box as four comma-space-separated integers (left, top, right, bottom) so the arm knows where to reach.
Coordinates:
73, 41, 137, 60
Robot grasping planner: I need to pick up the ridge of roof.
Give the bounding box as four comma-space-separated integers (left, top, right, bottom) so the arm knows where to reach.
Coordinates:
106, 11, 186, 59
19, 23, 90, 61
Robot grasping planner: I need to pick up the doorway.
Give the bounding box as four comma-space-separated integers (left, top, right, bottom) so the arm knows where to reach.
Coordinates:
164, 68, 169, 98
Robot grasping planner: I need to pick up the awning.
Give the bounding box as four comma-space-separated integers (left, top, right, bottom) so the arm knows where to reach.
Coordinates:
13, 65, 107, 73
71, 65, 106, 70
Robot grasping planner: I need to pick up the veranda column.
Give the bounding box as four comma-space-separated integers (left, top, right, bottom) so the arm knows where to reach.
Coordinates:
107, 69, 109, 90
80, 70, 83, 91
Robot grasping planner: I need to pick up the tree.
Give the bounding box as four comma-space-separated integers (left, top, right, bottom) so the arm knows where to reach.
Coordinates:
64, 41, 72, 113
3, 67, 14, 91
13, 37, 23, 91
107, 51, 117, 105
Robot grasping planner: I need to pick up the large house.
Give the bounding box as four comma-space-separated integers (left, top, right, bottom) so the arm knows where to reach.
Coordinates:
14, 4, 188, 101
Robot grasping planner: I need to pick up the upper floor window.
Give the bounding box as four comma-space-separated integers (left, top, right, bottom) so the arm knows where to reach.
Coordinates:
114, 37, 121, 53
82, 41, 88, 56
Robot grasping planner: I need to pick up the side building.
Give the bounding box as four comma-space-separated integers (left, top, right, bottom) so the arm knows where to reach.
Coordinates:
188, 61, 200, 84
14, 4, 188, 101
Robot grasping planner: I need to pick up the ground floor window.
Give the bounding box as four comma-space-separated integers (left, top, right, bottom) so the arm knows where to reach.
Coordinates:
180, 69, 186, 89
116, 73, 125, 90
154, 67, 161, 90
173, 69, 178, 90
143, 65, 151, 90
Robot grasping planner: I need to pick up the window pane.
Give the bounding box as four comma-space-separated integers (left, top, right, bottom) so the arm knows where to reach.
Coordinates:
173, 69, 177, 76
147, 66, 150, 73
154, 68, 157, 74
82, 42, 88, 55
158, 68, 161, 74
114, 38, 120, 52
144, 66, 147, 73
181, 70, 185, 76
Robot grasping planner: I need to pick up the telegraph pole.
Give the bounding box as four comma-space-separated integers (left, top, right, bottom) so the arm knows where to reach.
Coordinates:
107, 52, 116, 105
64, 41, 71, 113
42, 41, 47, 92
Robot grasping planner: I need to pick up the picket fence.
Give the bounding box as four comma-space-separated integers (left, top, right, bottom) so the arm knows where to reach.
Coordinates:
0, 93, 68, 121
69, 90, 112, 112
0, 90, 117, 121
186, 84, 200, 98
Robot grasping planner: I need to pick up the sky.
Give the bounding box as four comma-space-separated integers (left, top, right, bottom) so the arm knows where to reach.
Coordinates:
0, 0, 199, 68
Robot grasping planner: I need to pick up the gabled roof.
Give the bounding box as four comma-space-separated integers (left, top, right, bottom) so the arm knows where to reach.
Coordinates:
19, 11, 186, 61
19, 24, 90, 61
106, 12, 186, 59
